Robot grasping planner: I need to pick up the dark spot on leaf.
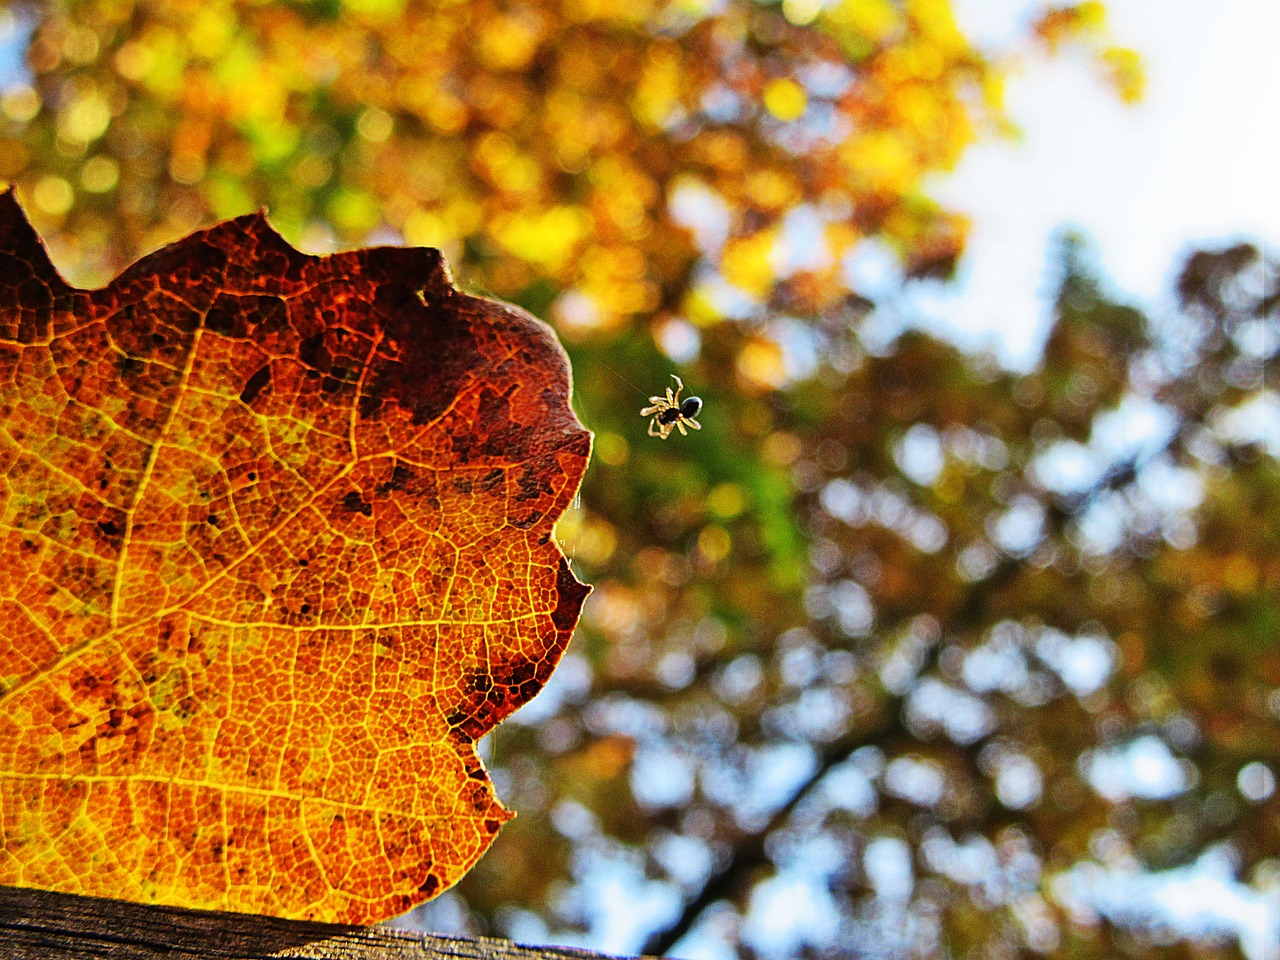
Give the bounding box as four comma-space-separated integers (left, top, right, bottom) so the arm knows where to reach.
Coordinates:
299, 332, 327, 371
365, 249, 482, 425
205, 292, 288, 339
514, 465, 552, 502
118, 354, 145, 377
341, 492, 372, 516
240, 364, 271, 405
358, 394, 382, 419
552, 556, 591, 632
380, 463, 413, 493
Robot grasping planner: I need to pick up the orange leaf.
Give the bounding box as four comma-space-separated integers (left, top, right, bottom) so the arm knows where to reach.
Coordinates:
0, 190, 591, 923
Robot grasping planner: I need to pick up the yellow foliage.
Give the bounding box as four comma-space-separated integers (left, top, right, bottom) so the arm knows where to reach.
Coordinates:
906, 0, 966, 52
473, 131, 542, 195
563, 0, 655, 24
707, 483, 747, 520
683, 285, 723, 326
592, 431, 630, 466
697, 525, 732, 564
736, 337, 787, 392
402, 209, 453, 249
633, 43, 684, 130
477, 12, 544, 71
697, 130, 750, 172
58, 89, 112, 144
494, 205, 592, 271
745, 169, 800, 212
32, 175, 74, 216
843, 131, 917, 196
763, 78, 807, 122
781, 0, 823, 27
722, 230, 779, 298
340, 0, 409, 18
188, 5, 235, 59
1100, 46, 1145, 103
829, 0, 901, 43
1034, 2, 1108, 52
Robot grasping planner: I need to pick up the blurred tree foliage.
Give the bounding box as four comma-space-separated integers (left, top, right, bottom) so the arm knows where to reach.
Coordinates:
8, 1, 1280, 959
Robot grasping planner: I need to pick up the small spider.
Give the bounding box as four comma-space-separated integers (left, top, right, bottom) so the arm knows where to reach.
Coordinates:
641, 375, 703, 439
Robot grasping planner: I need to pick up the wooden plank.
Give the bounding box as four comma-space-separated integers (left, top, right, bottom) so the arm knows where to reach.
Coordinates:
0, 884, 635, 960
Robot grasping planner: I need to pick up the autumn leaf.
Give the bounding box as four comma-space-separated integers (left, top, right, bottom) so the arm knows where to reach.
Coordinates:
0, 189, 591, 923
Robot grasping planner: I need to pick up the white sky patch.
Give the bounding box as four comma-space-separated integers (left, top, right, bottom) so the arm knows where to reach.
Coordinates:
555, 844, 684, 955
656, 316, 703, 363
1034, 439, 1103, 494
1080, 734, 1191, 802
895, 423, 946, 486
737, 742, 817, 825
0, 11, 32, 86
771, 205, 832, 277
669, 178, 731, 255
907, 678, 996, 745
1035, 627, 1116, 696
1238, 762, 1277, 803
670, 909, 741, 960
821, 761, 878, 817
1217, 392, 1280, 456
844, 239, 903, 300
993, 752, 1043, 809
1138, 457, 1204, 513
865, 835, 915, 900
1092, 397, 1177, 462
989, 494, 1046, 556
1053, 847, 1280, 960
742, 867, 841, 957
963, 626, 1030, 694
884, 756, 947, 808
630, 744, 697, 809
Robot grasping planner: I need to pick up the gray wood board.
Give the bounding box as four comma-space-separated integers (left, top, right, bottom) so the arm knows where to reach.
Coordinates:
0, 885, 639, 960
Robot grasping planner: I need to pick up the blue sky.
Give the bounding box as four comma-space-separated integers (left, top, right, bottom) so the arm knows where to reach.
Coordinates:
928, 0, 1280, 366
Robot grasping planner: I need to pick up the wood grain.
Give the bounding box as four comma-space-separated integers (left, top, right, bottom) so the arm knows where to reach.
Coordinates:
0, 884, 633, 960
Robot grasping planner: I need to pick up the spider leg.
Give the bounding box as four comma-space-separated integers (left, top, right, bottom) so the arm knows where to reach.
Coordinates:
641, 403, 662, 416
675, 420, 688, 436
669, 376, 684, 405
685, 417, 701, 430
648, 417, 663, 437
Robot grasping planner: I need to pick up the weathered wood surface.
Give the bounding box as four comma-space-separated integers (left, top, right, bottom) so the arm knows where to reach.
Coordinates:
0, 884, 637, 960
